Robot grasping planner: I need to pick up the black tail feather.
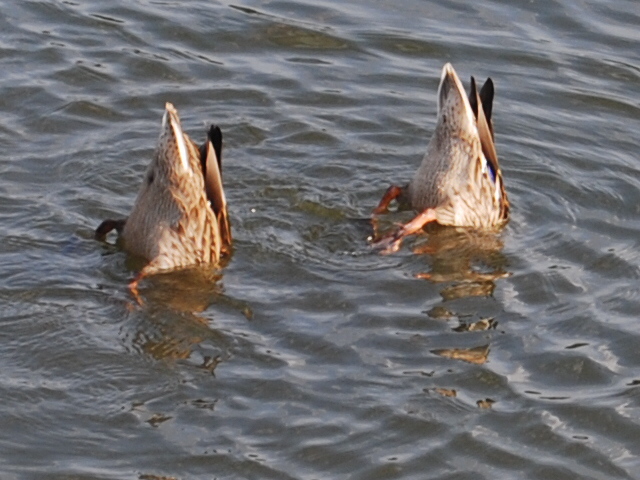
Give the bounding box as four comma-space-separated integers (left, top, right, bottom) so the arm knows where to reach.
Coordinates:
199, 125, 223, 177
479, 78, 494, 125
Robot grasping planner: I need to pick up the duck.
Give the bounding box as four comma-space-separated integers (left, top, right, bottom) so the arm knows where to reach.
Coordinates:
96, 102, 232, 296
372, 63, 509, 253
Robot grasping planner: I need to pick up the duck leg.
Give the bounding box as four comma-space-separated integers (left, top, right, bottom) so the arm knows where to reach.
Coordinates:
373, 185, 404, 214
128, 256, 175, 305
371, 208, 438, 254
128, 272, 146, 306
127, 259, 164, 306
95, 219, 126, 241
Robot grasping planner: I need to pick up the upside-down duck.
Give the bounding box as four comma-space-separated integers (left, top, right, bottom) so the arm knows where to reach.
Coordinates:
372, 63, 509, 252
96, 103, 231, 297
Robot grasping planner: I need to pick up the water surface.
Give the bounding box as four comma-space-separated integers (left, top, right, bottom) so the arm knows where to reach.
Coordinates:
1, 0, 639, 479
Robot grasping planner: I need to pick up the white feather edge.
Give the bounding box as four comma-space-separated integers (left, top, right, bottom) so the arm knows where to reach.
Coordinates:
163, 103, 192, 176
437, 63, 476, 129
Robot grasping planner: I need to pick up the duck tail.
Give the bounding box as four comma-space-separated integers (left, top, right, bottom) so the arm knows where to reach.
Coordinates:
202, 125, 232, 253
469, 76, 499, 181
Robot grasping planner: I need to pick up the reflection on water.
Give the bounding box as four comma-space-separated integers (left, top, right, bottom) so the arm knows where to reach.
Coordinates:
122, 267, 250, 367
128, 305, 220, 363
412, 226, 509, 283
1, 0, 639, 478
431, 344, 491, 365
415, 227, 510, 302
476, 398, 495, 409
433, 387, 457, 398
371, 218, 510, 300
135, 268, 227, 313
452, 317, 497, 332
377, 221, 509, 368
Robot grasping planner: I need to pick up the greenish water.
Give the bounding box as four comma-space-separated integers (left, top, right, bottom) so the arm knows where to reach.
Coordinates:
0, 1, 639, 479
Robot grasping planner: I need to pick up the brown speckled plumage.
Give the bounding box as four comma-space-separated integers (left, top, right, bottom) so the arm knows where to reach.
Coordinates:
408, 63, 509, 227
96, 103, 231, 292
373, 63, 509, 251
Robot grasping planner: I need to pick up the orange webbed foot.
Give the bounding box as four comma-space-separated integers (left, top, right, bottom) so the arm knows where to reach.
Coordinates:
128, 273, 146, 306
371, 208, 438, 254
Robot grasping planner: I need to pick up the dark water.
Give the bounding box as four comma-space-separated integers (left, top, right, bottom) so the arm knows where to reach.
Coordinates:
1, 0, 639, 479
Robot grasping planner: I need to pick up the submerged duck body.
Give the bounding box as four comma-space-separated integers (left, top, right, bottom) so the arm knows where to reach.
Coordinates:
96, 103, 231, 291
373, 63, 509, 251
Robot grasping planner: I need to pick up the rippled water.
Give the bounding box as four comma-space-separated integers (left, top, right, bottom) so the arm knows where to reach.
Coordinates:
1, 0, 639, 479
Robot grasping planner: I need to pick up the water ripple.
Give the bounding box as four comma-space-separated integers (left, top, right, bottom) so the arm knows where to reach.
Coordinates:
0, 0, 638, 478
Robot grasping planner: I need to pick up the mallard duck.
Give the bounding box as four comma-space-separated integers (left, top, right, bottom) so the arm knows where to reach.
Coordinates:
372, 63, 509, 252
96, 103, 231, 296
